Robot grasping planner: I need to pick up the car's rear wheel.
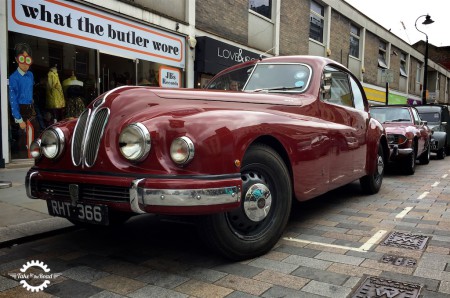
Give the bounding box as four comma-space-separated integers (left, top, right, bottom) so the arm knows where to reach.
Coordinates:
403, 143, 416, 175
419, 140, 431, 164
360, 143, 384, 194
199, 144, 292, 261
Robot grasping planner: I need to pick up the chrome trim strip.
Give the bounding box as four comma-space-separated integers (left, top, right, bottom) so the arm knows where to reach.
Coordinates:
130, 178, 146, 214
25, 171, 38, 199
139, 186, 241, 207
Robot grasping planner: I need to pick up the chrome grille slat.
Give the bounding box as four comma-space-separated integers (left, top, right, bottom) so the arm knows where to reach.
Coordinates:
85, 108, 109, 167
71, 109, 90, 166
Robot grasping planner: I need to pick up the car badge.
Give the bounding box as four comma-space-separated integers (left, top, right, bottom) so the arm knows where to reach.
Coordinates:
69, 184, 79, 206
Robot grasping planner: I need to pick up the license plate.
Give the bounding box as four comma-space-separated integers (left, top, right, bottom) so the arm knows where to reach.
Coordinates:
47, 200, 109, 225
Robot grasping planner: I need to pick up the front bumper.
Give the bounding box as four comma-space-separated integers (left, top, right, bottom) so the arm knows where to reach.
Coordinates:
389, 145, 413, 161
26, 169, 242, 215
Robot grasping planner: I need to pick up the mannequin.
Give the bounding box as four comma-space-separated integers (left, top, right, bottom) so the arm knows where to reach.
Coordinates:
63, 71, 85, 118
46, 66, 65, 121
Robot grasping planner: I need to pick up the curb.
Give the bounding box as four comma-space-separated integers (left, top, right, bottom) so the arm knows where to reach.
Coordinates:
0, 218, 77, 249
0, 181, 12, 189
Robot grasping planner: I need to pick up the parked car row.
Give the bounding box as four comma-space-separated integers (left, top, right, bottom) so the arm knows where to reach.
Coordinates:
24, 55, 445, 261
370, 104, 450, 175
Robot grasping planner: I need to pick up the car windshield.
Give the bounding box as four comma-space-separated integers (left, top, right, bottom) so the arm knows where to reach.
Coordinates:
418, 112, 440, 124
370, 107, 412, 123
205, 62, 311, 93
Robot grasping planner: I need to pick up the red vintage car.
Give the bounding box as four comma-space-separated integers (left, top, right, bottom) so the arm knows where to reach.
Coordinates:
26, 56, 388, 260
370, 105, 431, 175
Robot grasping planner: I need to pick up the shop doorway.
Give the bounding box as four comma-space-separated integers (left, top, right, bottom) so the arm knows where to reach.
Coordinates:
99, 53, 137, 93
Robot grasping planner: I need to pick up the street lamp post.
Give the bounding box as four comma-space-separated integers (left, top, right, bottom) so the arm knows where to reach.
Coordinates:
415, 14, 434, 105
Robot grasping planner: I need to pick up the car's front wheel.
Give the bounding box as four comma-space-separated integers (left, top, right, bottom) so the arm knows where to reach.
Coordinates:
360, 143, 384, 194
199, 144, 292, 260
419, 140, 431, 164
437, 146, 446, 159
403, 142, 416, 175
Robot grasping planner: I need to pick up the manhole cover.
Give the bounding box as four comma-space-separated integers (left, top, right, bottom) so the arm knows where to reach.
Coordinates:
381, 231, 430, 250
381, 254, 417, 267
351, 276, 422, 298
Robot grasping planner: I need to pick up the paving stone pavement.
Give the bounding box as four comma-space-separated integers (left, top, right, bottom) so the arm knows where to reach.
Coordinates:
0, 156, 450, 297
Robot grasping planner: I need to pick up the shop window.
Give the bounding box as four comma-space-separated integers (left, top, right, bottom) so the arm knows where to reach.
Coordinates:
349, 24, 360, 58
75, 50, 88, 76
310, 0, 324, 43
378, 40, 387, 69
400, 52, 407, 77
249, 0, 272, 19
48, 43, 63, 71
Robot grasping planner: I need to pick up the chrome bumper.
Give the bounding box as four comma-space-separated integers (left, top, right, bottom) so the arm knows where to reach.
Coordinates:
130, 178, 241, 213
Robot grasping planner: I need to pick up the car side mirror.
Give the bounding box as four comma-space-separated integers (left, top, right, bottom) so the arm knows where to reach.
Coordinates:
321, 72, 332, 100
421, 120, 427, 126
442, 121, 447, 126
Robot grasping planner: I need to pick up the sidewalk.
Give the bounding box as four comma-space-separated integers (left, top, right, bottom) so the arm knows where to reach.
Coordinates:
0, 160, 73, 246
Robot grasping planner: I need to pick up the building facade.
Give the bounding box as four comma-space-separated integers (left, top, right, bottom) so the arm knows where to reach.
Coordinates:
1, 0, 449, 165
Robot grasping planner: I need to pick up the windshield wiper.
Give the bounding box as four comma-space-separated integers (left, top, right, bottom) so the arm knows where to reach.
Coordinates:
252, 86, 303, 93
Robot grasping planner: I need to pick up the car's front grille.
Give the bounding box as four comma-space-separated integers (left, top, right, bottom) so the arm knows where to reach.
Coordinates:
85, 108, 110, 167
71, 105, 109, 167
37, 181, 129, 202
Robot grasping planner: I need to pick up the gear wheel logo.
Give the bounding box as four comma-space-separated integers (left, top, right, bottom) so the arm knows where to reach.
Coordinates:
18, 260, 51, 292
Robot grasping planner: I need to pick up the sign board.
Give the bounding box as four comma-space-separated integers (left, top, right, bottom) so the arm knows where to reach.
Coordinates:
8, 0, 185, 68
159, 66, 180, 88
381, 69, 394, 83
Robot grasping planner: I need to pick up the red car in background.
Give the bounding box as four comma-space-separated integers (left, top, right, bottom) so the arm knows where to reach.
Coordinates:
26, 56, 388, 260
370, 105, 431, 175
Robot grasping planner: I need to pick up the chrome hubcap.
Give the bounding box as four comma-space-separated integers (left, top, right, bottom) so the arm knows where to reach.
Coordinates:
244, 183, 272, 222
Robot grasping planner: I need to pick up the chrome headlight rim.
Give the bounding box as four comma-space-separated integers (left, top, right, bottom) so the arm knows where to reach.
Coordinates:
41, 128, 65, 159
170, 136, 195, 166
30, 138, 42, 159
119, 122, 151, 162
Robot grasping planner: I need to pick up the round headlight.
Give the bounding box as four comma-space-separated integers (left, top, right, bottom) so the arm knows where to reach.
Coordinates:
170, 136, 194, 165
41, 128, 65, 159
119, 123, 151, 162
30, 139, 41, 159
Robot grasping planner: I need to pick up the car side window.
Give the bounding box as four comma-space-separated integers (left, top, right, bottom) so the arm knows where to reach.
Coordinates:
321, 67, 353, 108
411, 108, 421, 125
349, 77, 365, 111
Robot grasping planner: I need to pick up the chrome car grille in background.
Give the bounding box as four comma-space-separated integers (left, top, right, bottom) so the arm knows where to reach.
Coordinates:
71, 104, 110, 167
37, 181, 129, 202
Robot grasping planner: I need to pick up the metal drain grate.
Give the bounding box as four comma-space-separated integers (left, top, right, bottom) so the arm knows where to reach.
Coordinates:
381, 231, 430, 250
351, 276, 422, 298
381, 254, 417, 267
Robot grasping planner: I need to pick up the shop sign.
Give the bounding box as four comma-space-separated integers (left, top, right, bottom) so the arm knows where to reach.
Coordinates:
196, 37, 262, 74
159, 66, 180, 88
8, 0, 185, 68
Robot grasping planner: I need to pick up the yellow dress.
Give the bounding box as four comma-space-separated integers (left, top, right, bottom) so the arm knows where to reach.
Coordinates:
46, 68, 65, 109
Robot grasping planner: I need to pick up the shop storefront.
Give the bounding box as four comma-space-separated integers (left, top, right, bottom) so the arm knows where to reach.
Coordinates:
194, 36, 262, 88
364, 86, 422, 106
3, 0, 186, 161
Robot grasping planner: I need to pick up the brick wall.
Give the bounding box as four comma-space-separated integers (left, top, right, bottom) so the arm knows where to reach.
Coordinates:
389, 45, 401, 90
279, 0, 309, 55
196, 0, 248, 44
328, 10, 350, 66
363, 31, 379, 85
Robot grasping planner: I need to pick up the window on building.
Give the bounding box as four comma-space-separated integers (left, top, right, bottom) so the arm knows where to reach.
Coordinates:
400, 52, 407, 77
309, 0, 324, 43
350, 24, 360, 58
378, 40, 387, 69
249, 0, 272, 19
